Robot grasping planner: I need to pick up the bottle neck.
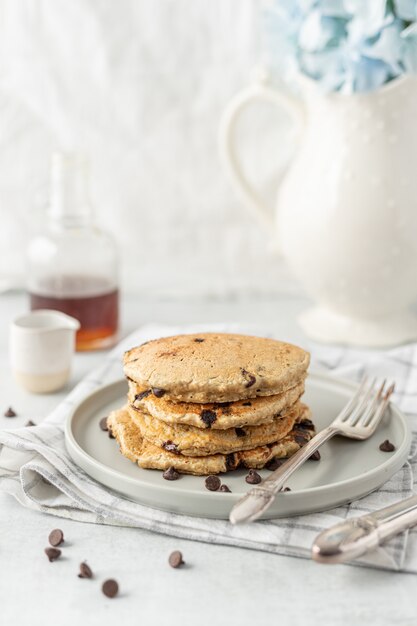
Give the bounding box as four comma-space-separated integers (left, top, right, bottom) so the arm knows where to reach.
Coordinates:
48, 152, 93, 227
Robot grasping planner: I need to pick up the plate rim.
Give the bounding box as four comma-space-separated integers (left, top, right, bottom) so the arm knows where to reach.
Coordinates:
65, 371, 412, 500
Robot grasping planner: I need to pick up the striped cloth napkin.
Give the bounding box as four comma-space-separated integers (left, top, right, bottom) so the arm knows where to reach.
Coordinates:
0, 324, 416, 573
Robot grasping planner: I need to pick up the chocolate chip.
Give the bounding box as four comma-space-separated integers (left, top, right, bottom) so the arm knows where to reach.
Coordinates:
309, 450, 321, 461
99, 417, 108, 431
102, 579, 119, 598
245, 469, 262, 485
295, 434, 309, 446
108, 427, 115, 439
48, 529, 64, 547
163, 466, 180, 481
216, 401, 232, 408
152, 388, 166, 398
45, 547, 61, 562
200, 409, 217, 428
4, 406, 16, 417
296, 419, 314, 430
265, 458, 285, 471
169, 550, 184, 568
242, 401, 252, 407
282, 487, 291, 492
235, 428, 246, 437
25, 420, 36, 427
220, 484, 231, 492
78, 562, 93, 578
135, 389, 152, 401
205, 475, 221, 491
226, 453, 236, 471
162, 440, 179, 454
379, 439, 395, 452
193, 338, 205, 343
241, 369, 256, 388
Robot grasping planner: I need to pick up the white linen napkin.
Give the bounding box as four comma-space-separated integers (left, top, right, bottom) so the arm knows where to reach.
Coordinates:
0, 324, 416, 573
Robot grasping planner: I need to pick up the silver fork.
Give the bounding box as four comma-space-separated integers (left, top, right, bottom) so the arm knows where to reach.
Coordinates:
229, 377, 395, 525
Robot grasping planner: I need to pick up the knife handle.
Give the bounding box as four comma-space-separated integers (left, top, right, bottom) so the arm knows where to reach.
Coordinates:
312, 494, 417, 564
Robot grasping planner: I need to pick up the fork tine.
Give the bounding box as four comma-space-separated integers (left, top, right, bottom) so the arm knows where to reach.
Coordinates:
358, 380, 386, 428
337, 375, 368, 423
364, 382, 395, 433
343, 378, 377, 426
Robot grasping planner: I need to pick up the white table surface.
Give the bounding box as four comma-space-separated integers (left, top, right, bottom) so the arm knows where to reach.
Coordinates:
1, 291, 416, 626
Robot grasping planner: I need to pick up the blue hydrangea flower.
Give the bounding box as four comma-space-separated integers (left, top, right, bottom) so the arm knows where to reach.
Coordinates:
262, 0, 417, 92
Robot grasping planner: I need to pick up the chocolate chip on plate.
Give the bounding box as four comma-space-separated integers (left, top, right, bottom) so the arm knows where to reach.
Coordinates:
45, 547, 61, 562
379, 439, 395, 452
245, 470, 262, 485
205, 475, 221, 491
25, 420, 36, 427
235, 428, 246, 438
309, 450, 321, 461
220, 484, 231, 493
163, 466, 180, 481
48, 529, 64, 547
108, 426, 115, 439
168, 550, 184, 568
152, 388, 166, 398
265, 458, 286, 471
282, 487, 291, 492
78, 562, 93, 579
99, 417, 108, 431
4, 406, 17, 417
102, 579, 119, 598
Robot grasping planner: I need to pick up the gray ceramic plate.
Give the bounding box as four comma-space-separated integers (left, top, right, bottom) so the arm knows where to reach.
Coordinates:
65, 372, 411, 519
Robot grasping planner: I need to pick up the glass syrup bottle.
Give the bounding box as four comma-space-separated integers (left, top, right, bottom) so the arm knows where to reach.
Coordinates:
27, 152, 119, 351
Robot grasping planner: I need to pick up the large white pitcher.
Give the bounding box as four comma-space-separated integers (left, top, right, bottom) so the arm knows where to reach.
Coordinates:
220, 73, 417, 347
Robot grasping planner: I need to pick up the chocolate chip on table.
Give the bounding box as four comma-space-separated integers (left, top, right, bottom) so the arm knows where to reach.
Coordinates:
220, 484, 231, 493
169, 550, 184, 568
48, 529, 64, 547
45, 547, 61, 562
205, 475, 221, 491
379, 439, 395, 452
4, 406, 17, 417
241, 369, 256, 388
200, 409, 217, 428
135, 389, 152, 401
163, 466, 180, 481
235, 428, 246, 438
265, 458, 286, 471
245, 470, 262, 485
25, 420, 36, 427
309, 450, 321, 461
99, 417, 108, 431
102, 579, 119, 598
152, 388, 166, 398
78, 562, 93, 579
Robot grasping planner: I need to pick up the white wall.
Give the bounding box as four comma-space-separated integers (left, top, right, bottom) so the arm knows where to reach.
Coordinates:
0, 0, 297, 297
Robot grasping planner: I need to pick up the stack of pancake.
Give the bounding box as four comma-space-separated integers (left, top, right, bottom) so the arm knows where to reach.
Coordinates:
108, 333, 315, 476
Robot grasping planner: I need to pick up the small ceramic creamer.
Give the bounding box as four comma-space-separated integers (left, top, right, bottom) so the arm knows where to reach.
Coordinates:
10, 309, 80, 393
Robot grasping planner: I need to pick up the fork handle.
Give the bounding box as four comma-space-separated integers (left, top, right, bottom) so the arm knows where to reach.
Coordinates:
229, 426, 339, 524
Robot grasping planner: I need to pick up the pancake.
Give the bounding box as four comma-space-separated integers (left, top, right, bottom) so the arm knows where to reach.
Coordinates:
123, 333, 310, 403
128, 401, 309, 456
107, 406, 316, 476
127, 379, 305, 430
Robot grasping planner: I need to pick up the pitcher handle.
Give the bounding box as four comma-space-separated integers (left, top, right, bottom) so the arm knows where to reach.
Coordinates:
219, 73, 305, 229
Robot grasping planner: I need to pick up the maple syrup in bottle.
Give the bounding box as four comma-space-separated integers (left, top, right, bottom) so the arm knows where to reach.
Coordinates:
27, 152, 119, 351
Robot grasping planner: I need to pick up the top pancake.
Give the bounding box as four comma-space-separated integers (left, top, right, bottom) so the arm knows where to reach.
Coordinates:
123, 333, 310, 403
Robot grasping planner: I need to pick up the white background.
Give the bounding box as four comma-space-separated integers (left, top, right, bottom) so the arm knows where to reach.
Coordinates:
0, 0, 297, 298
